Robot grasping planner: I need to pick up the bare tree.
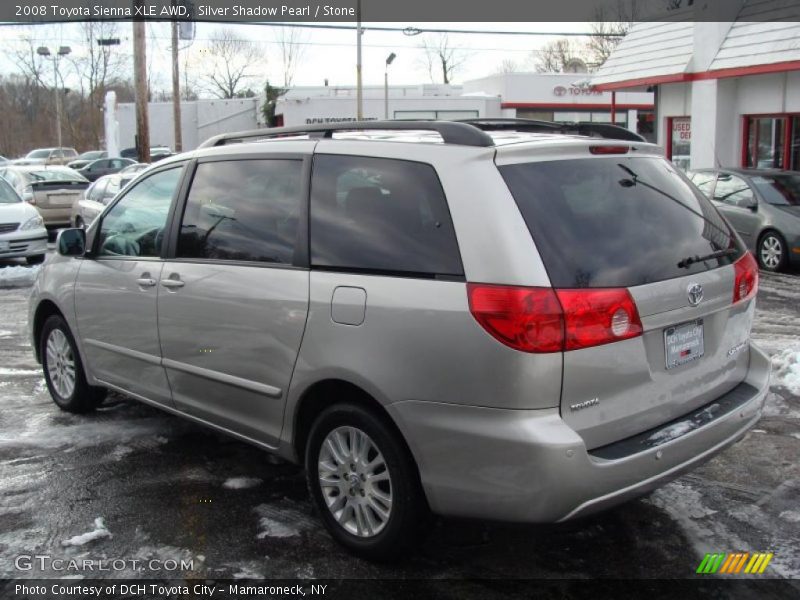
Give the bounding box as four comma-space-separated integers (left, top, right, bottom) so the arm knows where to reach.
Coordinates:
533, 39, 589, 73
199, 27, 264, 99
7, 27, 51, 89
274, 26, 308, 88
66, 21, 130, 146
496, 58, 520, 74
418, 33, 468, 84
587, 1, 640, 67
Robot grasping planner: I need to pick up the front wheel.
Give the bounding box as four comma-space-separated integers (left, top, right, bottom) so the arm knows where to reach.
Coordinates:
758, 232, 787, 272
305, 403, 430, 560
40, 315, 106, 413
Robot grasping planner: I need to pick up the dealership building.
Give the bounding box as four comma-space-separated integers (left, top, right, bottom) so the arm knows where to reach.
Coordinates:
275, 73, 654, 140
113, 74, 653, 152
593, 9, 800, 171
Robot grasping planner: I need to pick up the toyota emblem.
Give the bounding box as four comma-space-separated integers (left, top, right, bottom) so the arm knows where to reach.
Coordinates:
687, 283, 704, 306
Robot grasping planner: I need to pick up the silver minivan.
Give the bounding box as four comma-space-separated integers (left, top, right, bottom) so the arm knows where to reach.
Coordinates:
29, 121, 770, 559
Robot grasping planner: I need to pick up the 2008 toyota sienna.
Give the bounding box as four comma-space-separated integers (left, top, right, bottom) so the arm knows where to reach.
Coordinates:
29, 121, 770, 559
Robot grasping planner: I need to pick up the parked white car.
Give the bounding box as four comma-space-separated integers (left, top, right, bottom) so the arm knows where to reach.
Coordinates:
0, 176, 47, 264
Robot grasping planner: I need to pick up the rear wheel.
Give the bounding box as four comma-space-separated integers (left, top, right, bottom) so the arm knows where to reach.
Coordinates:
305, 402, 429, 560
40, 315, 105, 413
758, 231, 787, 272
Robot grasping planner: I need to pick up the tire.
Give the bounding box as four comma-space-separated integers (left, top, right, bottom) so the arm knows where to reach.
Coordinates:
757, 231, 787, 272
26, 254, 45, 265
40, 315, 106, 413
305, 402, 430, 560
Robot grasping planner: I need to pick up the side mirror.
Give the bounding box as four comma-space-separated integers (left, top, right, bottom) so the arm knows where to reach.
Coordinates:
745, 198, 758, 211
57, 228, 86, 257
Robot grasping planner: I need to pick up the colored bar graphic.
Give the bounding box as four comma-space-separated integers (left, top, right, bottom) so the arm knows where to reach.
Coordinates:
699, 552, 774, 575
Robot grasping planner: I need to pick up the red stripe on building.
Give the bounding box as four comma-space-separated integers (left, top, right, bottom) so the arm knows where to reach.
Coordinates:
595, 60, 800, 91
500, 102, 655, 110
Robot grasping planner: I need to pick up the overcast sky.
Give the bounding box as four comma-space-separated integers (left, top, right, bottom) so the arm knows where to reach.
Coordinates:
1, 21, 595, 93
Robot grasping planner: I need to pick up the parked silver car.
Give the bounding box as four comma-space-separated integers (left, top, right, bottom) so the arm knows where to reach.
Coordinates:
689, 168, 800, 272
29, 122, 769, 559
0, 176, 47, 263
13, 147, 79, 166
71, 174, 123, 228
0, 165, 89, 227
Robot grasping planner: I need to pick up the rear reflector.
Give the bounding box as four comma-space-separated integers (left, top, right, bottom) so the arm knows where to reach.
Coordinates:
467, 284, 563, 353
589, 145, 630, 155
733, 252, 758, 304
467, 284, 643, 353
556, 288, 643, 351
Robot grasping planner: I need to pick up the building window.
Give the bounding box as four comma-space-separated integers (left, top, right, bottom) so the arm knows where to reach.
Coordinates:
743, 114, 798, 170
666, 117, 691, 171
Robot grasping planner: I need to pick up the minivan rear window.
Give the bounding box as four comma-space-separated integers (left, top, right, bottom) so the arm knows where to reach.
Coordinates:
499, 157, 744, 288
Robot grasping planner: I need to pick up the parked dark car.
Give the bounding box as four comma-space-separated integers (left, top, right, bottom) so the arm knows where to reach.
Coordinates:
689, 168, 800, 272
120, 146, 171, 161
67, 150, 108, 170
77, 157, 136, 182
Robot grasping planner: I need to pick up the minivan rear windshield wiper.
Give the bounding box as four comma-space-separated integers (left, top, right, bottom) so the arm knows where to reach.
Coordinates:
677, 248, 737, 269
617, 164, 734, 245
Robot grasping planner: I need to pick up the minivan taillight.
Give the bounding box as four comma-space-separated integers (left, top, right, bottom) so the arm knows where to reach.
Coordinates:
733, 252, 758, 304
467, 284, 563, 353
467, 284, 643, 353
556, 289, 643, 351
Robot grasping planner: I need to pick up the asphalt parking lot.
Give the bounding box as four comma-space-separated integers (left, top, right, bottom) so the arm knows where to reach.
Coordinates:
0, 251, 799, 591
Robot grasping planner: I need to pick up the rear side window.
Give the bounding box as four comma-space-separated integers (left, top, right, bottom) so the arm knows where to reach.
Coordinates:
499, 157, 743, 288
177, 159, 303, 265
310, 155, 462, 277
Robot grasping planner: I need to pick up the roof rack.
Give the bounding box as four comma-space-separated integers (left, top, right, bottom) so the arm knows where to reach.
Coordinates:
459, 118, 646, 142
198, 120, 495, 149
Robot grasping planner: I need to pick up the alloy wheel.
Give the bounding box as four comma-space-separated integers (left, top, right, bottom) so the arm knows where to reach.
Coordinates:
317, 426, 393, 538
760, 235, 783, 269
46, 329, 76, 399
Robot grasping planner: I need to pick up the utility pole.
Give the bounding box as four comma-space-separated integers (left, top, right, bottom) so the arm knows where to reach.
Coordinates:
171, 17, 182, 152
133, 18, 150, 163
356, 0, 363, 120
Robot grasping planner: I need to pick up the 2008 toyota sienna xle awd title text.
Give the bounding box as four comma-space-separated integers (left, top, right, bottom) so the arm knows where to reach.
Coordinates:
29, 120, 770, 559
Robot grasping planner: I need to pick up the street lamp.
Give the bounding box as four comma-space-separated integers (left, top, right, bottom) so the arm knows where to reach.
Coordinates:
37, 46, 71, 151
384, 52, 396, 120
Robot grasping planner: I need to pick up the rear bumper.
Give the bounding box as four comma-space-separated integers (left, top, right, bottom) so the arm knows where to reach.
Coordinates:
387, 342, 770, 523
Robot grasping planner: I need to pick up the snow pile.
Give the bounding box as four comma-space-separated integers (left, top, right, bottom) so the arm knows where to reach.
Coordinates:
254, 501, 315, 539
61, 518, 111, 547
223, 477, 262, 490
771, 346, 800, 395
0, 265, 40, 289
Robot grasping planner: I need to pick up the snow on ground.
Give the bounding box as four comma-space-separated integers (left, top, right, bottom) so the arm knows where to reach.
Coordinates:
771, 346, 800, 396
223, 477, 262, 490
0, 264, 40, 289
254, 500, 316, 539
61, 518, 111, 547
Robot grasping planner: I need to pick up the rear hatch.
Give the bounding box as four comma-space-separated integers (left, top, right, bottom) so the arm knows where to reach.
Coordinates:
31, 180, 89, 209
498, 147, 758, 449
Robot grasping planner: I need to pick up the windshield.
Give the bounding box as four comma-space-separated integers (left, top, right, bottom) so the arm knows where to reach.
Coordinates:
79, 151, 105, 160
499, 156, 744, 288
0, 178, 21, 203
750, 174, 800, 206
25, 149, 51, 159
22, 169, 86, 183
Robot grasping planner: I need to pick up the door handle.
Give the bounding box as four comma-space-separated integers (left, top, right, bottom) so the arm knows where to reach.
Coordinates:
161, 276, 185, 289
136, 275, 157, 287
